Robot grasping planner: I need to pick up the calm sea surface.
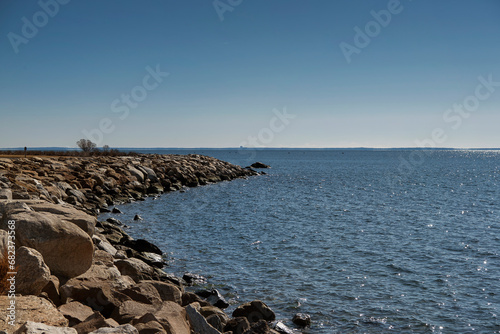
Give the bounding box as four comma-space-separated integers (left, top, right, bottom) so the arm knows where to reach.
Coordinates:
100, 149, 500, 333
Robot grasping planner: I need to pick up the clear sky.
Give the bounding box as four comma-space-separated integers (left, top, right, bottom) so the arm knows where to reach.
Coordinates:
1, 0, 499, 148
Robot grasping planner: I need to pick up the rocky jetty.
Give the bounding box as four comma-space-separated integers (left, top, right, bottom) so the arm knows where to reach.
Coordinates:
0, 154, 295, 333
0, 154, 257, 215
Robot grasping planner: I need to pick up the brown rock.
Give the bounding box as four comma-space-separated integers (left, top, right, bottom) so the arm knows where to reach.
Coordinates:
28, 201, 97, 236
73, 311, 120, 334
114, 258, 155, 282
154, 301, 191, 334
0, 202, 94, 278
181, 292, 211, 307
120, 282, 163, 305
111, 300, 160, 324
60, 280, 131, 318
58, 301, 95, 326
15, 246, 51, 295
140, 280, 182, 304
42, 275, 61, 306
0, 295, 68, 331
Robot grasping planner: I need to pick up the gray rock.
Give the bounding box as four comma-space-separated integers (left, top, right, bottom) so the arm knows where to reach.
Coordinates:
89, 324, 139, 334
273, 321, 294, 334
13, 321, 77, 334
185, 303, 222, 334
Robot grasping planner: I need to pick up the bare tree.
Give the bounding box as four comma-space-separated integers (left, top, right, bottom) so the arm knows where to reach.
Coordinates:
76, 139, 97, 153
103, 145, 110, 152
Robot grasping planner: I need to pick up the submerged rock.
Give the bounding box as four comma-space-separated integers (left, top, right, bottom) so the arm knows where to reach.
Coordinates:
292, 313, 311, 327
249, 162, 270, 169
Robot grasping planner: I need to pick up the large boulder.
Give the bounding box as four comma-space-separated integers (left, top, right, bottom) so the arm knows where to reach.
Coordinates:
28, 201, 96, 236
0, 202, 94, 278
0, 295, 69, 331
14, 246, 51, 295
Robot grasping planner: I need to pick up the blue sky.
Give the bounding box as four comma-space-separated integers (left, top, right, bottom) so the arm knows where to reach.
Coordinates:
1, 0, 499, 148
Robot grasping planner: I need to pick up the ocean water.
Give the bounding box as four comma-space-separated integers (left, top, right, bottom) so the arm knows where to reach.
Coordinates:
100, 149, 500, 333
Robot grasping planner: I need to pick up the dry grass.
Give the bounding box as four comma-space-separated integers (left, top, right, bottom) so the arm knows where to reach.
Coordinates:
0, 248, 11, 295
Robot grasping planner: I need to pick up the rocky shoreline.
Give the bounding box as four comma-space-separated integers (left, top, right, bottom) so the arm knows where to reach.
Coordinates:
0, 154, 302, 334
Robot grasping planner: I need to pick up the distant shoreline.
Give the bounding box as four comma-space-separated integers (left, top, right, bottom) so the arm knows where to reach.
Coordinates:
1, 147, 500, 152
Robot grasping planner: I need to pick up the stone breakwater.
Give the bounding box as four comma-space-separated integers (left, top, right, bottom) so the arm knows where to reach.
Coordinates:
0, 155, 299, 334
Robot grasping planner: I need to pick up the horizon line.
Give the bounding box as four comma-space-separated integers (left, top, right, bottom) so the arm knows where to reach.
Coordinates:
1, 146, 500, 151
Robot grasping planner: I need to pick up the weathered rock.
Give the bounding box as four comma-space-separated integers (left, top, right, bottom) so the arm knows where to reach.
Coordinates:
72, 311, 120, 334
153, 301, 191, 334
120, 282, 163, 305
196, 289, 229, 309
185, 303, 222, 334
133, 214, 143, 221
0, 203, 93, 278
58, 301, 95, 326
111, 300, 160, 324
28, 201, 96, 236
13, 246, 51, 296
139, 280, 182, 304
292, 313, 311, 327
89, 324, 139, 334
114, 258, 155, 282
13, 321, 77, 334
224, 317, 251, 334
0, 295, 68, 331
60, 280, 131, 318
232, 301, 275, 323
